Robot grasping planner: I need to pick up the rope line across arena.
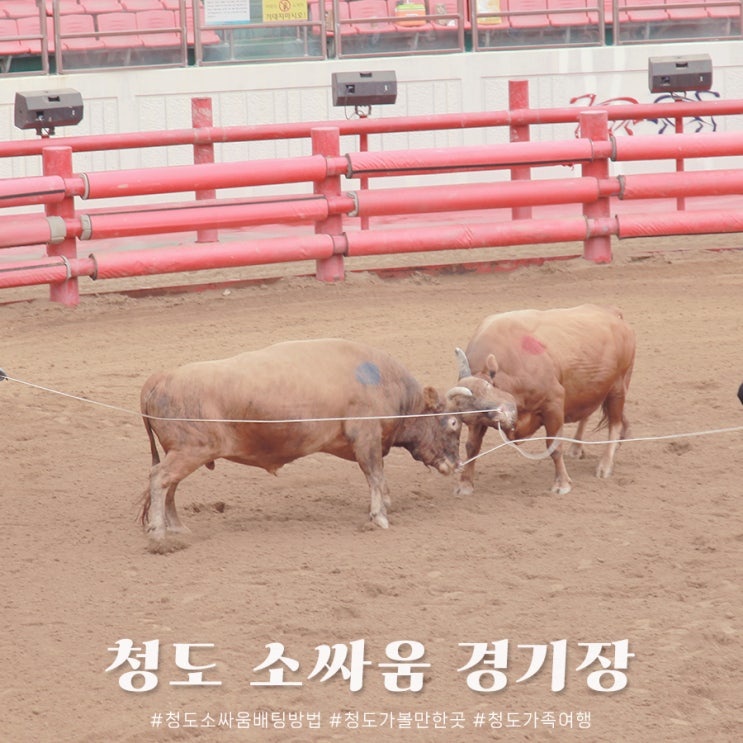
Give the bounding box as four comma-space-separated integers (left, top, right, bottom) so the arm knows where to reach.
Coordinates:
3, 374, 741, 468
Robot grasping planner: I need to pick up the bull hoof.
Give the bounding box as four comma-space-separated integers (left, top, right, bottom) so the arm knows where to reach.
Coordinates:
551, 482, 572, 496
370, 512, 389, 529
454, 481, 474, 496
596, 463, 614, 479
145, 525, 166, 541
166, 523, 192, 535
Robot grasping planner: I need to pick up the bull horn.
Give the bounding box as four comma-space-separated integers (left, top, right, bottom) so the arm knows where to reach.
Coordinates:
446, 385, 474, 400
455, 347, 471, 380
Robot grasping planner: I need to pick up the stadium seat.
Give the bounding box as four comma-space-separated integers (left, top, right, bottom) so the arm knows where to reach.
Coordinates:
620, 0, 669, 22
0, 18, 33, 71
547, 0, 595, 26
135, 9, 182, 47
45, 1, 86, 16
58, 13, 106, 50
121, 0, 164, 9
96, 10, 144, 48
347, 0, 398, 33
4, 2, 41, 20
16, 14, 54, 54
664, 0, 711, 20
79, 0, 124, 13
509, 0, 552, 28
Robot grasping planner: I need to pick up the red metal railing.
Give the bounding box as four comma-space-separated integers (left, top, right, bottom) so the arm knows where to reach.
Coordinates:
2, 82, 743, 305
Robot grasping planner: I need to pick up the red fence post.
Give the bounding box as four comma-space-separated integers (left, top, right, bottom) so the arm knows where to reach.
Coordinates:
579, 109, 612, 263
509, 79, 532, 221
191, 97, 218, 243
674, 100, 686, 212
43, 146, 78, 305
312, 127, 345, 282
358, 129, 369, 231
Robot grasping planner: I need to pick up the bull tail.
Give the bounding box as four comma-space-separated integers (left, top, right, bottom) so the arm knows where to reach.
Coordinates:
138, 487, 151, 527
137, 414, 160, 526
144, 414, 161, 466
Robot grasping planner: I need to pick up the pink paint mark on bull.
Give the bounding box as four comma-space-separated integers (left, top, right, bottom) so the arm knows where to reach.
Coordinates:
521, 334, 546, 354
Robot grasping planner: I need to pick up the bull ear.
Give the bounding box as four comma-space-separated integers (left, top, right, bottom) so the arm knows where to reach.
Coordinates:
422, 385, 443, 412
486, 354, 499, 380
455, 347, 471, 379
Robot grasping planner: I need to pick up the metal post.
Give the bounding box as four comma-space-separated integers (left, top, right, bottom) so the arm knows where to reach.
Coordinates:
312, 127, 345, 282
675, 101, 686, 212
579, 110, 612, 263
509, 79, 532, 220
43, 146, 78, 305
191, 97, 218, 243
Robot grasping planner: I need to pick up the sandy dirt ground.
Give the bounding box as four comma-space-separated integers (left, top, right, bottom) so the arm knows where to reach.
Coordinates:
1, 240, 742, 743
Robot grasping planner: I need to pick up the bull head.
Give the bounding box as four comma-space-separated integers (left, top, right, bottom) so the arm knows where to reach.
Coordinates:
445, 381, 517, 432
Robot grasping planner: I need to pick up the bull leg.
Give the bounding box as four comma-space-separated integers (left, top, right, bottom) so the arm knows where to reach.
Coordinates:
566, 417, 588, 459
596, 397, 628, 479
543, 413, 571, 495
455, 421, 487, 496
358, 459, 389, 529
145, 465, 170, 541
348, 425, 389, 528
144, 451, 203, 540
164, 484, 190, 534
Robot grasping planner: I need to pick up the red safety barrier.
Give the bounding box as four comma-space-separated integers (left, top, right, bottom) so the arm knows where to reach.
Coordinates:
3, 80, 743, 305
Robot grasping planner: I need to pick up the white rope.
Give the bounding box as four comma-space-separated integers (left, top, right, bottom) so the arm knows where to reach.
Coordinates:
460, 421, 743, 467
1, 374, 499, 423
4, 375, 742, 457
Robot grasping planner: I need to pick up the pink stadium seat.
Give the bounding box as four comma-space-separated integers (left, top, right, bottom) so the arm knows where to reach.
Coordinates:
58, 13, 106, 50
509, 0, 551, 28
45, 1, 86, 15
347, 0, 398, 33
79, 0, 124, 13
664, 0, 711, 20
0, 18, 33, 56
706, 0, 741, 17
547, 0, 594, 25
121, 0, 164, 9
135, 8, 181, 47
4, 2, 41, 20
16, 14, 54, 54
96, 10, 144, 48
619, 0, 669, 22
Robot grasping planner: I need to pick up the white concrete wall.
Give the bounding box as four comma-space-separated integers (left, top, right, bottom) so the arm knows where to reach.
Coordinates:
1, 40, 742, 187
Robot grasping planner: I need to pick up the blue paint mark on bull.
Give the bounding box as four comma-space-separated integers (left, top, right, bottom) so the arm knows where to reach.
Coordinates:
355, 361, 382, 386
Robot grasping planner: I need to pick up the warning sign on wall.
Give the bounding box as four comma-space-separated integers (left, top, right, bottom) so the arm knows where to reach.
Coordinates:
263, 0, 309, 22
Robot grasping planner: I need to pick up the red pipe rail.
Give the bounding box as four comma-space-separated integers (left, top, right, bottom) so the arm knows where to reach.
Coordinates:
3, 84, 743, 304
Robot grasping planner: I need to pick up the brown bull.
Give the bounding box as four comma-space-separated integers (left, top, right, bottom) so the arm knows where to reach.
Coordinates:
447, 304, 636, 496
139, 338, 512, 540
